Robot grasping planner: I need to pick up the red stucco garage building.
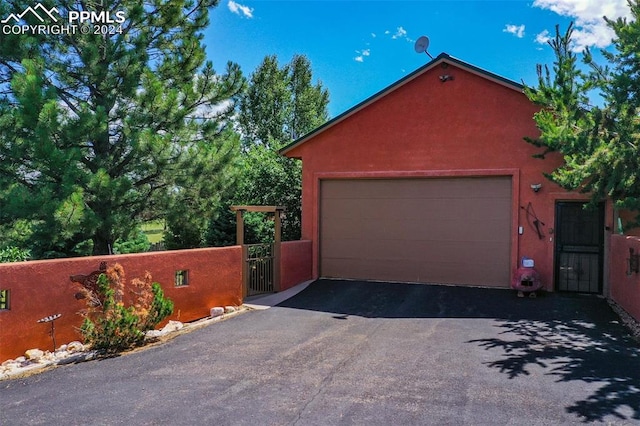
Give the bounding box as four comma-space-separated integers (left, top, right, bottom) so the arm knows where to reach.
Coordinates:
281, 53, 615, 294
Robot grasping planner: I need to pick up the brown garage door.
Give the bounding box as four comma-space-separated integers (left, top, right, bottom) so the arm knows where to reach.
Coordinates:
320, 177, 512, 287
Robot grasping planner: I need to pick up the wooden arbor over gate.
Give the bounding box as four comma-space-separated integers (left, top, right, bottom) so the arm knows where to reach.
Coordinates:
231, 206, 285, 297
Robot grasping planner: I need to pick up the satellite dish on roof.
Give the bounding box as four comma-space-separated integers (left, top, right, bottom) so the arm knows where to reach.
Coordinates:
414, 36, 434, 59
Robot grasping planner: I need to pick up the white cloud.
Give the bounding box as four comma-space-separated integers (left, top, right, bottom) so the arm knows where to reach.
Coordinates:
355, 25, 412, 63
354, 49, 371, 63
392, 26, 407, 40
535, 29, 551, 45
384, 26, 414, 43
228, 0, 253, 18
503, 24, 525, 38
533, 0, 631, 51
195, 99, 234, 120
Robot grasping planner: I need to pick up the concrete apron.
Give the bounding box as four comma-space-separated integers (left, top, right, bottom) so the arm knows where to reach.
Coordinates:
243, 279, 314, 310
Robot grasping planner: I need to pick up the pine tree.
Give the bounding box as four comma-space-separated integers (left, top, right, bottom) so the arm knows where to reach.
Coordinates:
0, 0, 245, 257
232, 54, 329, 241
526, 4, 640, 224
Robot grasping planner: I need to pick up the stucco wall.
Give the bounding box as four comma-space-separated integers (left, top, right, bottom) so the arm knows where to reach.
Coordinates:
286, 61, 615, 290
280, 240, 312, 291
0, 247, 242, 362
609, 235, 640, 323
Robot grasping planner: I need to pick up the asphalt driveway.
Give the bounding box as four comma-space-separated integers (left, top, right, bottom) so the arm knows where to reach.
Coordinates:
2, 279, 640, 425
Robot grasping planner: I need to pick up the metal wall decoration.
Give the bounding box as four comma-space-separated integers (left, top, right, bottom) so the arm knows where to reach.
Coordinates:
37, 313, 62, 352
70, 261, 107, 304
521, 202, 545, 240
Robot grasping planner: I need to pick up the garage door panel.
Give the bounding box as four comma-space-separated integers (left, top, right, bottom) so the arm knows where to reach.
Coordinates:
323, 239, 509, 264
321, 257, 507, 287
322, 197, 511, 223
320, 177, 512, 287
323, 217, 510, 243
395, 218, 509, 242
323, 198, 448, 220
321, 232, 511, 253
324, 179, 509, 200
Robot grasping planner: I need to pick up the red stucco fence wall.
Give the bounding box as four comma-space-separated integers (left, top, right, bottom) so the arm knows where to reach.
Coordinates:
280, 240, 313, 291
0, 241, 312, 362
609, 235, 640, 324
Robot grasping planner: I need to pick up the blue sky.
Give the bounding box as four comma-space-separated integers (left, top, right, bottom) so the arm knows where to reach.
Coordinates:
204, 1, 632, 118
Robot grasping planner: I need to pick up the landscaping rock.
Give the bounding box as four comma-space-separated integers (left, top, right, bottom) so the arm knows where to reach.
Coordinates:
24, 349, 44, 361
609, 299, 640, 341
224, 306, 236, 313
66, 341, 85, 353
146, 321, 184, 339
53, 350, 70, 360
0, 363, 20, 379
210, 307, 224, 317
41, 352, 58, 362
146, 329, 163, 338
161, 320, 183, 334
2, 307, 248, 381
56, 351, 99, 365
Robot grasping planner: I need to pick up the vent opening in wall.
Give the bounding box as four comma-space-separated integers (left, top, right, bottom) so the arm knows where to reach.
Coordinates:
0, 289, 9, 310
175, 270, 189, 287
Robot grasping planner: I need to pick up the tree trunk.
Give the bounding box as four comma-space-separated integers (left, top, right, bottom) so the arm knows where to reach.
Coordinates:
92, 231, 113, 256
91, 202, 114, 255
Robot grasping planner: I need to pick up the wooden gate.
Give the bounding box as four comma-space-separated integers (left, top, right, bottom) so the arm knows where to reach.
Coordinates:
245, 243, 274, 296
232, 205, 284, 298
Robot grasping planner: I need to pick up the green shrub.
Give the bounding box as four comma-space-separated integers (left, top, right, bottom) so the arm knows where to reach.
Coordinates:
78, 263, 173, 353
0, 246, 31, 263
113, 228, 151, 254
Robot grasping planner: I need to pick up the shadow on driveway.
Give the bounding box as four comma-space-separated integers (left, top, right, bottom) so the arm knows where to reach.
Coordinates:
280, 279, 640, 423
4, 279, 640, 425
